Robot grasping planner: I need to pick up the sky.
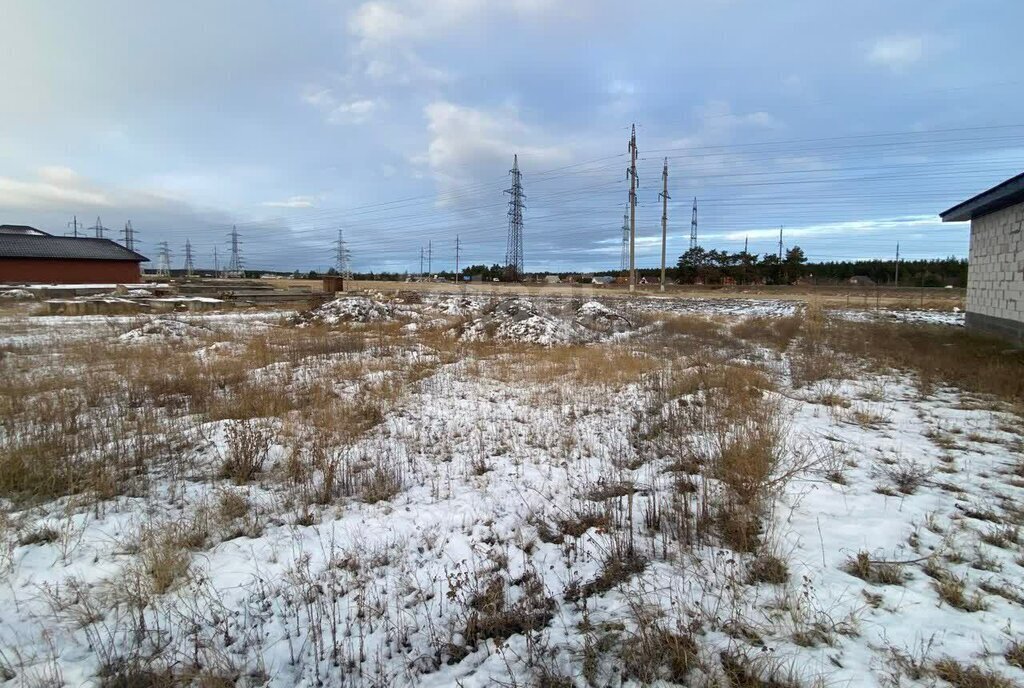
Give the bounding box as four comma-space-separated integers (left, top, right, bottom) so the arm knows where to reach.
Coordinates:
2, 0, 1024, 274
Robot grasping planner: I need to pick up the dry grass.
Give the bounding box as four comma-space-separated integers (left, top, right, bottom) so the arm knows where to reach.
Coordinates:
932, 658, 1020, 688
482, 343, 662, 387
842, 551, 908, 586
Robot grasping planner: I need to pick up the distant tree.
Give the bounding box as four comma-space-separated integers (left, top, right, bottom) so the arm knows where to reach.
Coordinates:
306, 270, 319, 279
326, 267, 338, 276
783, 246, 807, 282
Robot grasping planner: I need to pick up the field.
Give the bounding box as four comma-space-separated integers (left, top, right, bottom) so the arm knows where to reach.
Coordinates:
262, 278, 967, 312
1, 291, 1022, 687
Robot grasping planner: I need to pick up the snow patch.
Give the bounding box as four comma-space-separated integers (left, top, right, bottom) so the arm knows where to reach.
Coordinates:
297, 296, 394, 325
118, 318, 212, 343
462, 298, 590, 344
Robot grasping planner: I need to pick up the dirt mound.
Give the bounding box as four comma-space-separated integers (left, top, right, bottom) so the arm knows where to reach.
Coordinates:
297, 296, 394, 325
119, 318, 211, 343
461, 298, 590, 345
575, 301, 632, 332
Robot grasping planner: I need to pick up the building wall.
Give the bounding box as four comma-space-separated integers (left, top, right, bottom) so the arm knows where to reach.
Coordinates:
966, 201, 1024, 343
0, 259, 142, 284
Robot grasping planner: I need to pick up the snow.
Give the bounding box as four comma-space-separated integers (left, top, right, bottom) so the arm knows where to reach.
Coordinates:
461, 298, 591, 344
1, 293, 1020, 687
117, 317, 213, 342
297, 295, 395, 325
835, 308, 966, 327
0, 288, 34, 299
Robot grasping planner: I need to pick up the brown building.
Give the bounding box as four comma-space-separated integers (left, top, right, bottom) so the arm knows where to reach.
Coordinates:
0, 225, 149, 284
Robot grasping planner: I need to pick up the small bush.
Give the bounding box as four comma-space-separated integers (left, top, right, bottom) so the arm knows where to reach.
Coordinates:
842, 551, 907, 586
747, 553, 790, 584
220, 420, 275, 484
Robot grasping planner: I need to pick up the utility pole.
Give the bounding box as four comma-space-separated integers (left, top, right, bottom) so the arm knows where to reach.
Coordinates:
778, 225, 784, 260
895, 242, 900, 287
427, 240, 432, 276
743, 235, 750, 284
213, 246, 220, 277
226, 225, 242, 276
183, 239, 195, 277
659, 157, 670, 292
455, 235, 461, 277
120, 221, 136, 251
690, 197, 698, 250
67, 215, 79, 238
419, 247, 424, 279
504, 154, 525, 281
627, 124, 638, 292
90, 216, 106, 239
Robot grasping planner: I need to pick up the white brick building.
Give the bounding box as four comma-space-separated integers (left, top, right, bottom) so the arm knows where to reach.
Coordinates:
941, 172, 1024, 344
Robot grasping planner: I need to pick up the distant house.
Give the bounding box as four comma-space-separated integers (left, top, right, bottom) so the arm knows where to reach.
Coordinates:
591, 275, 615, 285
848, 275, 876, 287
941, 172, 1024, 343
543, 275, 560, 284
0, 226, 149, 284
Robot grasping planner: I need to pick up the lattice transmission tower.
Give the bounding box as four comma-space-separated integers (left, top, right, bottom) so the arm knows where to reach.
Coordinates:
183, 239, 195, 277
226, 226, 243, 276
120, 221, 137, 251
504, 154, 525, 281
336, 229, 353, 279
156, 242, 172, 277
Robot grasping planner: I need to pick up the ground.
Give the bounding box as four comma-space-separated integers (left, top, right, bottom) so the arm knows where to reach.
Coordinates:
0, 289, 1021, 688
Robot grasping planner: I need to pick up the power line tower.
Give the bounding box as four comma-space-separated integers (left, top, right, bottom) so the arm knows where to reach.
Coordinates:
504, 154, 525, 281
659, 157, 670, 292
335, 229, 353, 279
67, 215, 79, 238
90, 216, 107, 239
156, 242, 172, 277
627, 124, 638, 292
226, 225, 243, 276
213, 246, 220, 277
620, 206, 629, 272
689, 198, 698, 250
419, 247, 425, 280
120, 221, 137, 251
455, 235, 461, 277
778, 225, 784, 260
183, 239, 195, 277
428, 240, 433, 276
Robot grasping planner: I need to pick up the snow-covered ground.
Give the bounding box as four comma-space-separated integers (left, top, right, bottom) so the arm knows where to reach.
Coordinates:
0, 293, 1020, 687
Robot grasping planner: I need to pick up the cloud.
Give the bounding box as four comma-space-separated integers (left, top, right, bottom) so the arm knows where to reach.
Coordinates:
302, 87, 386, 125
867, 35, 925, 72
261, 195, 318, 208
711, 215, 938, 242
419, 100, 571, 201
328, 98, 385, 124
0, 167, 113, 208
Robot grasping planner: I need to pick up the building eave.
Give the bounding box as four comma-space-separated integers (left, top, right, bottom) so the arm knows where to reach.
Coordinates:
940, 171, 1024, 222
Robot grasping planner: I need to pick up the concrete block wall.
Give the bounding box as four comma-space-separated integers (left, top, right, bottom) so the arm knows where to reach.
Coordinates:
967, 201, 1024, 342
